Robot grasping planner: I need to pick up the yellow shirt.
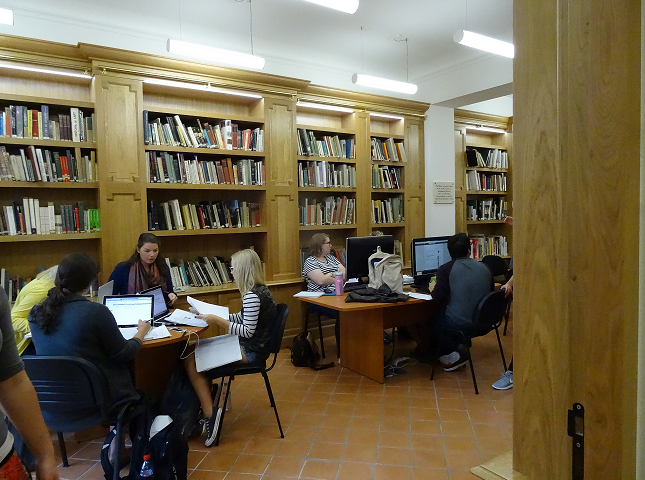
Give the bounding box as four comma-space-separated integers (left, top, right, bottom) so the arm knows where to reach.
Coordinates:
11, 276, 55, 355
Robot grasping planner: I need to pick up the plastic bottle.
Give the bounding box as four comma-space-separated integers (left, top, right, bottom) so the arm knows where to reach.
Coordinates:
139, 454, 154, 478
335, 271, 343, 295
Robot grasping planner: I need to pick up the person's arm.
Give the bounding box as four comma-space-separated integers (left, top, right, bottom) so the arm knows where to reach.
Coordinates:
430, 260, 453, 304
501, 274, 514, 297
108, 263, 127, 295
227, 293, 260, 338
93, 305, 146, 363
0, 370, 59, 480
307, 268, 336, 286
161, 264, 177, 305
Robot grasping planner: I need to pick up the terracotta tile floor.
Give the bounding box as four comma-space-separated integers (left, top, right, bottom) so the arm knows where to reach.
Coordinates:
52, 326, 513, 480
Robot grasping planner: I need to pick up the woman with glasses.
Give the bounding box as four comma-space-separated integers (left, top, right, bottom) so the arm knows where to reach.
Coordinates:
302, 233, 345, 293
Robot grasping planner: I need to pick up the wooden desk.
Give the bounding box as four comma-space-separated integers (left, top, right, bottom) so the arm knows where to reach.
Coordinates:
298, 293, 438, 383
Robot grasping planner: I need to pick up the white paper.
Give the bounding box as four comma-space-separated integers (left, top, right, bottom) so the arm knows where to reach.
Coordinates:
402, 274, 414, 285
407, 292, 433, 301
150, 415, 173, 439
165, 309, 208, 327
293, 291, 325, 298
119, 325, 172, 341
187, 296, 229, 318
194, 334, 242, 372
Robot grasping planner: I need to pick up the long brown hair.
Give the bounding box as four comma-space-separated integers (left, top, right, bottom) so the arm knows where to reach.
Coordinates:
127, 233, 168, 273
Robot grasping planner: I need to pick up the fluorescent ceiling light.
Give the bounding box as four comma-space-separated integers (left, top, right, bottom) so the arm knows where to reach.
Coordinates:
0, 8, 13, 25
369, 112, 404, 120
0, 62, 91, 79
296, 101, 353, 113
303, 0, 358, 14
466, 125, 507, 134
144, 78, 262, 98
453, 30, 514, 58
352, 74, 417, 95
167, 39, 265, 70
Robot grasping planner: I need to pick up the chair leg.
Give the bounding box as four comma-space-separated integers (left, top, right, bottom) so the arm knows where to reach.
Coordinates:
215, 376, 233, 447
503, 299, 512, 336
112, 421, 124, 480
262, 371, 284, 438
430, 362, 436, 380
466, 348, 479, 395
495, 328, 508, 371
317, 313, 325, 358
57, 432, 68, 467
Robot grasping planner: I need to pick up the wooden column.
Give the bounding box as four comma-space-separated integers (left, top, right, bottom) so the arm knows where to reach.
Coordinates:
404, 117, 425, 266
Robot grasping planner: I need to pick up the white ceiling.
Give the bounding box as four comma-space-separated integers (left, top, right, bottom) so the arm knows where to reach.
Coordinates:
0, 0, 514, 115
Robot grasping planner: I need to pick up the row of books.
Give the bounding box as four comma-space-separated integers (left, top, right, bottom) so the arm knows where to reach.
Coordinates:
0, 146, 96, 183
0, 269, 27, 302
297, 161, 356, 188
146, 152, 264, 186
371, 198, 404, 224
147, 199, 260, 232
299, 196, 356, 226
1, 105, 95, 143
466, 148, 508, 169
469, 235, 508, 260
466, 171, 507, 192
144, 112, 264, 152
466, 198, 508, 221
299, 247, 347, 273
1, 199, 100, 236
165, 256, 234, 290
297, 129, 355, 158
372, 164, 403, 189
370, 138, 407, 162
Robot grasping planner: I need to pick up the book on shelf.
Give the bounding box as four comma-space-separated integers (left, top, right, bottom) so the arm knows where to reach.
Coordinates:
297, 160, 356, 188
0, 268, 28, 302
469, 235, 508, 260
370, 137, 406, 162
466, 148, 508, 169
0, 105, 94, 142
371, 197, 404, 224
165, 255, 234, 290
296, 128, 355, 159
466, 170, 507, 192
0, 199, 99, 236
466, 198, 508, 221
371, 164, 402, 189
143, 111, 264, 152
147, 199, 260, 232
0, 146, 96, 183
298, 196, 356, 226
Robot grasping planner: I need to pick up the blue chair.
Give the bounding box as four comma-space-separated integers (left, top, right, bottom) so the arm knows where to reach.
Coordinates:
22, 355, 131, 480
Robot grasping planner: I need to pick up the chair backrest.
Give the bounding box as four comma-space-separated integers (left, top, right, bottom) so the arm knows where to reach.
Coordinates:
21, 355, 110, 432
265, 303, 290, 354
471, 289, 509, 337
481, 255, 509, 278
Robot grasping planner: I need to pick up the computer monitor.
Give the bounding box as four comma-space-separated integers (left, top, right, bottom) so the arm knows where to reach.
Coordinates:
345, 235, 395, 282
411, 236, 452, 286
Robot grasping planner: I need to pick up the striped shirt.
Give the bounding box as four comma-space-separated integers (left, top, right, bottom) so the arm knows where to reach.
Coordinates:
302, 254, 341, 293
228, 291, 261, 338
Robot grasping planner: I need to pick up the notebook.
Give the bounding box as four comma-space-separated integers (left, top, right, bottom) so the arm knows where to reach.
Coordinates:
140, 285, 171, 323
97, 280, 114, 304
194, 335, 242, 372
103, 294, 154, 328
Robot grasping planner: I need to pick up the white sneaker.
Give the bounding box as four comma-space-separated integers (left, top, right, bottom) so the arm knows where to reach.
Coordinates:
492, 370, 513, 390
439, 351, 459, 366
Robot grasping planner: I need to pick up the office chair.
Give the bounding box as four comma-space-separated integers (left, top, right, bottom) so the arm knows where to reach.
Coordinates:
22, 355, 131, 480
430, 289, 508, 394
481, 255, 513, 335
205, 303, 290, 446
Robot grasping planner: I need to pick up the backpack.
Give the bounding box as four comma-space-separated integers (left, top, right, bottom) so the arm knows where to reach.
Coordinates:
290, 332, 334, 370
159, 366, 201, 441
368, 246, 404, 293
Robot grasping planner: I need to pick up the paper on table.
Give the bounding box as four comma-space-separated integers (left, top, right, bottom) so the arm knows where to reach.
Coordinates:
195, 334, 242, 372
119, 325, 172, 341
293, 291, 325, 298
165, 309, 208, 327
187, 296, 229, 319
407, 292, 432, 301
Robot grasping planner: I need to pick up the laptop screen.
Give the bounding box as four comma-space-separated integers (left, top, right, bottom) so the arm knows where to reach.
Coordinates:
103, 295, 154, 327
140, 286, 169, 320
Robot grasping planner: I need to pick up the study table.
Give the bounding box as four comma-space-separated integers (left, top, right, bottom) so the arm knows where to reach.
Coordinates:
298, 290, 439, 383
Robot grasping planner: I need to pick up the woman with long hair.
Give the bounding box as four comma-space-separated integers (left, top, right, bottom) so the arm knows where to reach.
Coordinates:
184, 249, 277, 447
109, 233, 177, 306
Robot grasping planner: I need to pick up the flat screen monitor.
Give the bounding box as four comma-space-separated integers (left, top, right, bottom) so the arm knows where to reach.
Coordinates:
411, 236, 452, 285
345, 235, 395, 281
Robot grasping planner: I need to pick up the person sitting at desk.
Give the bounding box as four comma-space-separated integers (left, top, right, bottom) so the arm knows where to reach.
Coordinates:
11, 265, 57, 356
184, 249, 277, 448
109, 233, 177, 306
29, 252, 151, 420
411, 233, 493, 371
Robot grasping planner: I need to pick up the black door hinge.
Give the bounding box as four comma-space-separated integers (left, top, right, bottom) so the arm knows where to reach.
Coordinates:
567, 402, 584, 480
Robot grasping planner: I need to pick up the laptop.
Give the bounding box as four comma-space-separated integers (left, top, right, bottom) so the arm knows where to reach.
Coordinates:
97, 280, 114, 304
103, 294, 154, 328
140, 285, 172, 324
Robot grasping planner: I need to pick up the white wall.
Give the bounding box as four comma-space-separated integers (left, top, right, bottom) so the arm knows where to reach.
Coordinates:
424, 105, 456, 237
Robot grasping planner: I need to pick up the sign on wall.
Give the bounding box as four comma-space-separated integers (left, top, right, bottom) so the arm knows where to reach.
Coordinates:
433, 182, 454, 204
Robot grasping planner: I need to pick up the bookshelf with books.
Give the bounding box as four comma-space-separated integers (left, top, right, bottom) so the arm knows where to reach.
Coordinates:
454, 110, 513, 260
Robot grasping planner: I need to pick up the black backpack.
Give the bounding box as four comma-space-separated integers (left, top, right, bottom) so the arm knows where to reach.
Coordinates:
290, 332, 334, 370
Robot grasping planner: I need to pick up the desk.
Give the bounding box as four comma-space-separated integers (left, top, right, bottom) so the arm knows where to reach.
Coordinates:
298, 293, 438, 383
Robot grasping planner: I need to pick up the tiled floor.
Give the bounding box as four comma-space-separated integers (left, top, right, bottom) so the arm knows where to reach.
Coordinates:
52, 326, 513, 480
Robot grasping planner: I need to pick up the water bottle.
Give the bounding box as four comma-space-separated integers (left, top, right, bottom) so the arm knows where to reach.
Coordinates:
335, 271, 343, 295
139, 454, 154, 478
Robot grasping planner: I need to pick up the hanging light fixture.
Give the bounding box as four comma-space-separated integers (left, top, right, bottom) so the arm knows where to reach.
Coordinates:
303, 0, 358, 14
453, 30, 514, 58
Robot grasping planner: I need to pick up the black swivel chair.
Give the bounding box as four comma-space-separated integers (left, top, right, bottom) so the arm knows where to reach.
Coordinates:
481, 254, 513, 335
430, 289, 509, 394
22, 355, 130, 480
205, 303, 290, 446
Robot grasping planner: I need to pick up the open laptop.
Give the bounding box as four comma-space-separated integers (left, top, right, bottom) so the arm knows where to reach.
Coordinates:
97, 280, 114, 305
140, 285, 172, 324
102, 294, 154, 328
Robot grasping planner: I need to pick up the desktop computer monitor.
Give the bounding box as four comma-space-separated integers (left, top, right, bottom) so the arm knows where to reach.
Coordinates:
411, 236, 452, 286
345, 235, 394, 282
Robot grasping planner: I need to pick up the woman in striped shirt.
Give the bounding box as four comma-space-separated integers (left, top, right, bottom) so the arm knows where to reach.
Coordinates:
302, 233, 346, 292
184, 249, 277, 447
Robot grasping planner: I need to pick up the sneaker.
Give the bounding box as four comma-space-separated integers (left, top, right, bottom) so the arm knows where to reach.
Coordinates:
204, 407, 222, 447
439, 351, 459, 366
443, 352, 468, 372
492, 370, 513, 390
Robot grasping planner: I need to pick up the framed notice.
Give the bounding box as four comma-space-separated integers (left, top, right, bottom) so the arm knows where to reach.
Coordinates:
433, 182, 454, 204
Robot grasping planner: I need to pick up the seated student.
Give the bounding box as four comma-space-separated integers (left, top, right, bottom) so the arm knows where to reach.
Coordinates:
11, 266, 57, 356
109, 233, 177, 306
184, 249, 277, 448
410, 233, 493, 370
29, 253, 151, 420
